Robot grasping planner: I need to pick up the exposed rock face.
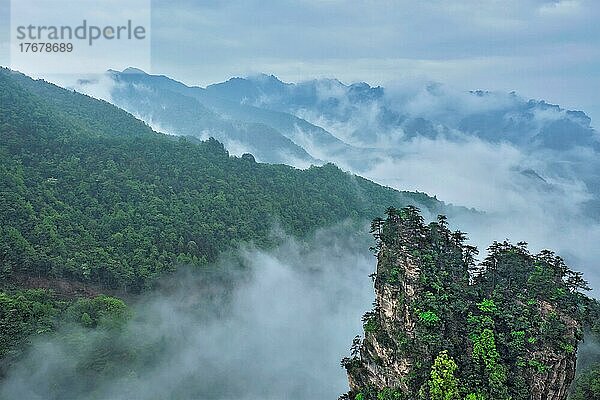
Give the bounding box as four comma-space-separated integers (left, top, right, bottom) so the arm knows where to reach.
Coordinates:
529, 350, 576, 400
342, 207, 584, 400
347, 248, 420, 394
526, 301, 579, 400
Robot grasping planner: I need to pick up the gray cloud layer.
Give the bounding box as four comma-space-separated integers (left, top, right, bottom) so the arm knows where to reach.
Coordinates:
2, 0, 598, 124
147, 0, 600, 124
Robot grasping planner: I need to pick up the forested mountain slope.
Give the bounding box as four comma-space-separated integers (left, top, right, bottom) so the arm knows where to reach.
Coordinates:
0, 67, 464, 368
0, 67, 450, 294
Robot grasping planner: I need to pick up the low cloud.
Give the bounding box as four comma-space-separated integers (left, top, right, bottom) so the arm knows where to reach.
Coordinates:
68, 73, 118, 104
0, 225, 375, 400
68, 72, 600, 294
280, 79, 600, 293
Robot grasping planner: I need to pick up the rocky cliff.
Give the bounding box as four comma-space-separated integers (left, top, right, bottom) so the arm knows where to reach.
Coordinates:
342, 207, 588, 400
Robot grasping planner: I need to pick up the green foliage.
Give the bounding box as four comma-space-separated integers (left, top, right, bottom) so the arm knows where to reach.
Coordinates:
471, 329, 508, 399
377, 388, 405, 400
570, 363, 600, 400
0, 289, 58, 358
427, 351, 460, 400
63, 295, 130, 329
476, 299, 497, 314
350, 387, 406, 400
364, 318, 379, 333
419, 311, 441, 325
561, 342, 575, 354
346, 208, 598, 400
0, 67, 447, 293
0, 289, 130, 367
80, 312, 93, 328
527, 359, 548, 373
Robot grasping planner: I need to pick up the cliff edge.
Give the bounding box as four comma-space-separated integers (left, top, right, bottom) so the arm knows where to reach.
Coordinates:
342, 207, 592, 400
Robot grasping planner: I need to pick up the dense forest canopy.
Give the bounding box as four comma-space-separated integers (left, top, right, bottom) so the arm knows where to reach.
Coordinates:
0, 67, 448, 293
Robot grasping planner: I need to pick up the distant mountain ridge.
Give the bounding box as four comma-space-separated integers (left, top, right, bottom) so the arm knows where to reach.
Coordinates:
207, 73, 597, 151
106, 69, 316, 165
93, 69, 366, 166
75, 68, 600, 223
94, 68, 598, 160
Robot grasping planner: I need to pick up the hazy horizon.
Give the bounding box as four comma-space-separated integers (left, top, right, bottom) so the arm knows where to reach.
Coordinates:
1, 0, 599, 125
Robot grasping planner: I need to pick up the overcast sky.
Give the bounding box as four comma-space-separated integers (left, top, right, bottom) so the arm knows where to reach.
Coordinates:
144, 0, 600, 124
2, 0, 599, 124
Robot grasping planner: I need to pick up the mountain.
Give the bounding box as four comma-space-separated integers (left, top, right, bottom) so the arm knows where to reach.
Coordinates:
1, 67, 457, 294
0, 66, 476, 370
204, 73, 600, 225
71, 71, 600, 297
207, 74, 598, 151
342, 207, 599, 400
100, 69, 599, 156
2, 67, 599, 398
77, 69, 365, 166
92, 71, 600, 207
458, 93, 597, 151
109, 69, 315, 165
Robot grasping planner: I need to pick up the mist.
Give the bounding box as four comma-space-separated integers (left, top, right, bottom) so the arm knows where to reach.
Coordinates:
65, 72, 600, 292
287, 81, 600, 293
0, 225, 375, 400
5, 74, 600, 399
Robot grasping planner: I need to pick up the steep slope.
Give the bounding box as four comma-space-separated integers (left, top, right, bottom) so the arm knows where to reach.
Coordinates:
106, 69, 315, 164
342, 207, 595, 400
91, 69, 360, 164
0, 67, 452, 294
